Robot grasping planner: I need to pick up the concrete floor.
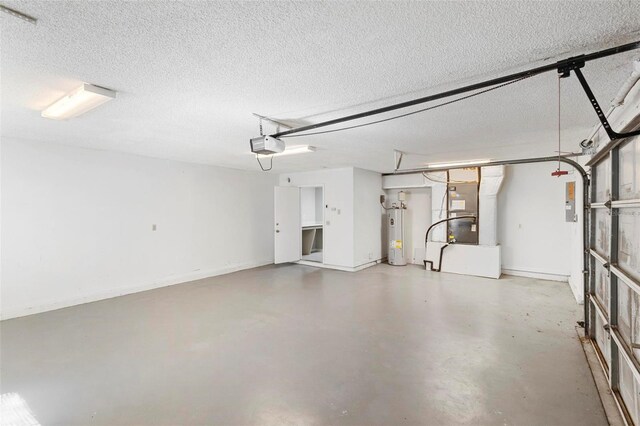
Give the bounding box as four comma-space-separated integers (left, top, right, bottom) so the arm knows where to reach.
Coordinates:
1, 264, 606, 425
301, 251, 323, 262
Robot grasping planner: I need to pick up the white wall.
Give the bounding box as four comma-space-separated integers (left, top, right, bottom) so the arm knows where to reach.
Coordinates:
279, 168, 355, 268
498, 162, 577, 282
568, 161, 585, 304
1, 139, 277, 319
315, 187, 323, 224
300, 186, 322, 226
354, 168, 383, 267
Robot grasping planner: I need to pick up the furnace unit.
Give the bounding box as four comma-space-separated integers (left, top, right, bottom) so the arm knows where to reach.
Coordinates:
447, 169, 480, 244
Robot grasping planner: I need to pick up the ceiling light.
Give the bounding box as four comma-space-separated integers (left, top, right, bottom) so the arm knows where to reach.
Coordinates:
426, 159, 491, 169
257, 145, 316, 157
42, 83, 116, 120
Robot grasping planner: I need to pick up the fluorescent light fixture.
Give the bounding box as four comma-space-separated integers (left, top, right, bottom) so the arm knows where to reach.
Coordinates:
258, 145, 316, 157
426, 159, 491, 169
42, 83, 116, 120
1, 393, 41, 426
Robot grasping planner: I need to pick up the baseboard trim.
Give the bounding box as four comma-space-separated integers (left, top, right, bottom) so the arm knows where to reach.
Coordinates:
1, 260, 273, 320
296, 259, 380, 272
502, 268, 569, 282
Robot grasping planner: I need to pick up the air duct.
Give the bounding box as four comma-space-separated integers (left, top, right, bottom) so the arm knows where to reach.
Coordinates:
611, 59, 640, 107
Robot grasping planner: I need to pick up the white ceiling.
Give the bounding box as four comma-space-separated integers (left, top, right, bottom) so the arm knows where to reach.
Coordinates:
2, 1, 640, 173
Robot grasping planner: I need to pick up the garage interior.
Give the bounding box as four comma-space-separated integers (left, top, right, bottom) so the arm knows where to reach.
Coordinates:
1, 1, 640, 425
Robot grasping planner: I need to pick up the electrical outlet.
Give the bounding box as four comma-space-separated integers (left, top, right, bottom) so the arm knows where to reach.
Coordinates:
152, 224, 157, 231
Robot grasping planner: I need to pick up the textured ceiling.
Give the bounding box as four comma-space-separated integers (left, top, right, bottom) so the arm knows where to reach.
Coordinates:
2, 1, 640, 173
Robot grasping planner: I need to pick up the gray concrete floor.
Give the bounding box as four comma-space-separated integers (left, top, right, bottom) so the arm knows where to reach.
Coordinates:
1, 264, 606, 425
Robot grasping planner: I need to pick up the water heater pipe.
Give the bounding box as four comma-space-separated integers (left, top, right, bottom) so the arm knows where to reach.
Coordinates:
423, 215, 477, 272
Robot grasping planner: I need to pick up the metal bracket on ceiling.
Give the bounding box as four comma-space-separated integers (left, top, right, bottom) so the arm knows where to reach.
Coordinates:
558, 56, 640, 141
394, 150, 404, 171
0, 4, 37, 25
252, 113, 293, 130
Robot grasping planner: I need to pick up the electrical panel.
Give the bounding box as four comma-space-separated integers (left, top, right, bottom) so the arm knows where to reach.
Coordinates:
565, 181, 577, 222
447, 168, 480, 245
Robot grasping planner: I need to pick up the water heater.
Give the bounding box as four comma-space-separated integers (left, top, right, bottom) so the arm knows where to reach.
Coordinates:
388, 207, 407, 266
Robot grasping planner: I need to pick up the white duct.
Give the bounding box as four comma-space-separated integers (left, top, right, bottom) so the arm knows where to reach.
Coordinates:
479, 165, 504, 246
429, 172, 448, 242
583, 59, 640, 146
611, 59, 640, 107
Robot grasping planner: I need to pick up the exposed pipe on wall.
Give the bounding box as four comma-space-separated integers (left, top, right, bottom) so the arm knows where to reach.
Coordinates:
423, 215, 477, 272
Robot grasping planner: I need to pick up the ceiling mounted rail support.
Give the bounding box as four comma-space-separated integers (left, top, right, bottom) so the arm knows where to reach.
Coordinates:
269, 40, 640, 139
558, 57, 640, 141
0, 4, 37, 24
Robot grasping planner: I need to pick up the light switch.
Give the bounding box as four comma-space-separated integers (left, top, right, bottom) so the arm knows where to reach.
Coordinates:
152, 224, 157, 231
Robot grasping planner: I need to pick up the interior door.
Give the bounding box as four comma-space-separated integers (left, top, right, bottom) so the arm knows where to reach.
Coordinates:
274, 186, 301, 264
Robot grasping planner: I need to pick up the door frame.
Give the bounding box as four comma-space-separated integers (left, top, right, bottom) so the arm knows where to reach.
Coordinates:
297, 184, 325, 264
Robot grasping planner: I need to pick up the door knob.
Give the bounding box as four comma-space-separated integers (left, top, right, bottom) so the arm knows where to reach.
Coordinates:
276, 230, 280, 233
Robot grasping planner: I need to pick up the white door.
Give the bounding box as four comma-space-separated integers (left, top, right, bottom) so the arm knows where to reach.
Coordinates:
274, 186, 301, 264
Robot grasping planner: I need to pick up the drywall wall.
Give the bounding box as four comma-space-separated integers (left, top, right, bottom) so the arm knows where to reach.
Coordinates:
300, 186, 322, 226
279, 167, 382, 269
315, 187, 323, 224
279, 168, 355, 268
479, 166, 505, 246
354, 168, 383, 267
1, 139, 277, 319
498, 162, 577, 284
568, 163, 585, 304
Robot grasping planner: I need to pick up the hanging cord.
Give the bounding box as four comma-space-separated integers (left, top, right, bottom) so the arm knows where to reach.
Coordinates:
557, 76, 562, 171
438, 186, 447, 220
422, 172, 477, 185
256, 154, 273, 171
550, 76, 570, 177
279, 75, 536, 139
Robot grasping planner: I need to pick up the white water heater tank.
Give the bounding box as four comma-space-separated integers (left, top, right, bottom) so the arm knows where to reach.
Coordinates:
388, 207, 407, 266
